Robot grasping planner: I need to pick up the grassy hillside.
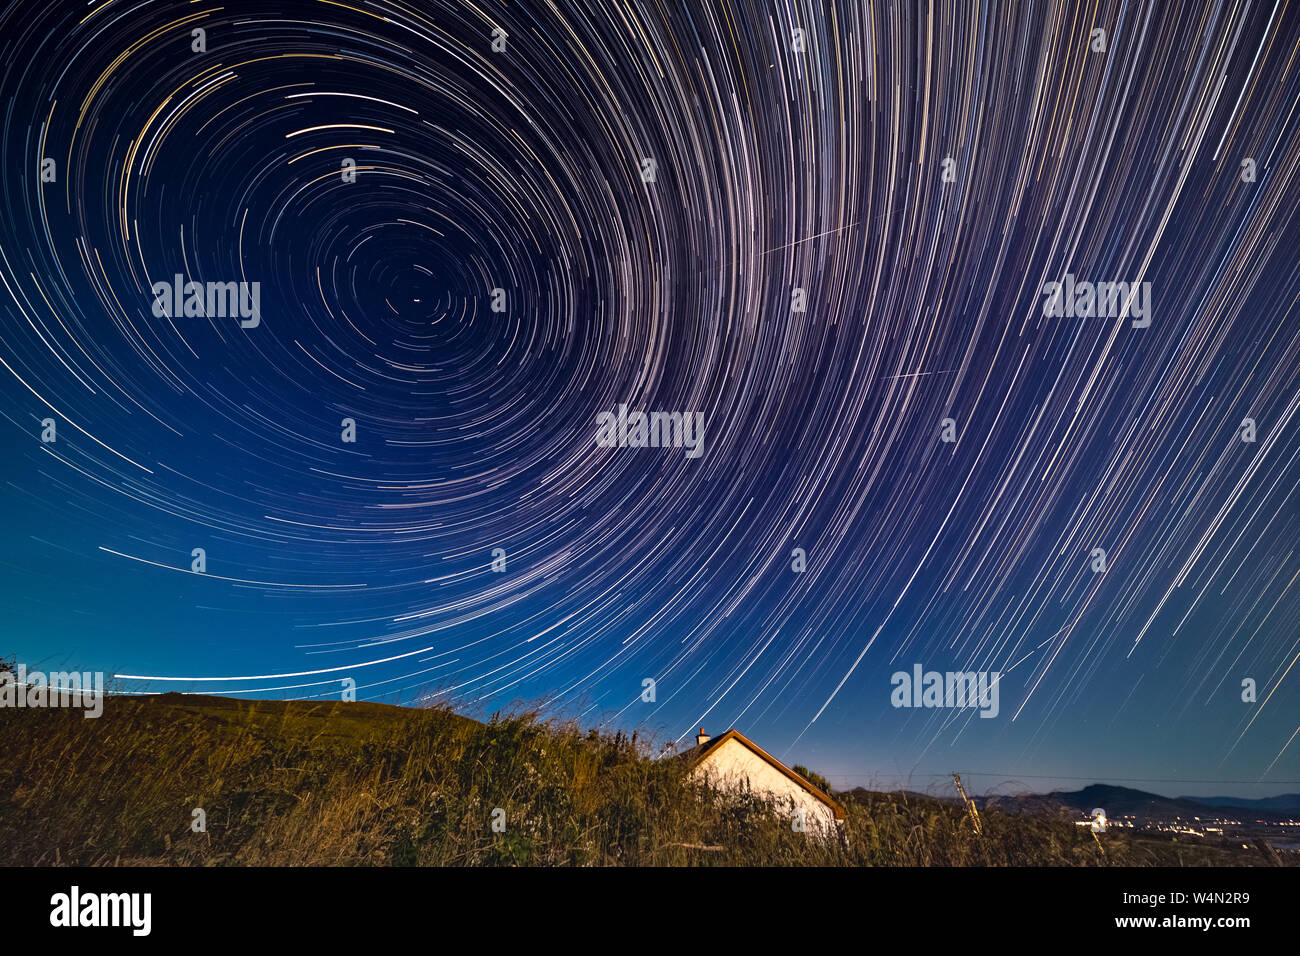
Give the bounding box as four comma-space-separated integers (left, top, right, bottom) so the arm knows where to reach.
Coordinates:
0, 693, 1289, 866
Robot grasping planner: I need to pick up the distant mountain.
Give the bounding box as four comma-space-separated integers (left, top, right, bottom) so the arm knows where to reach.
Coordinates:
981, 784, 1186, 819
980, 784, 1300, 822
1178, 794, 1300, 813
1051, 784, 1216, 819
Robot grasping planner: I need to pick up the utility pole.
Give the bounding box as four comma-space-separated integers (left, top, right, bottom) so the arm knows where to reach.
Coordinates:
952, 772, 983, 836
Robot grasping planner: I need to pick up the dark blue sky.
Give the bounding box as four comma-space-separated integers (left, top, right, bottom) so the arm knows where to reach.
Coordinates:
1, 0, 1298, 798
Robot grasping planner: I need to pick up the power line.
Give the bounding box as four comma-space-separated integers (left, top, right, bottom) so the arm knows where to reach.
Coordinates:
818, 771, 1300, 785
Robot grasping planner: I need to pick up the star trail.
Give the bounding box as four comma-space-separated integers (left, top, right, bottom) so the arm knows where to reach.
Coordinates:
1, 0, 1298, 796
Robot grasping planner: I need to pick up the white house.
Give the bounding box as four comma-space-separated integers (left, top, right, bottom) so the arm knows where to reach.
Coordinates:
680, 728, 845, 836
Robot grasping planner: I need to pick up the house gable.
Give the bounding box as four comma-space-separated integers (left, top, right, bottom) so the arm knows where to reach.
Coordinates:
683, 729, 846, 821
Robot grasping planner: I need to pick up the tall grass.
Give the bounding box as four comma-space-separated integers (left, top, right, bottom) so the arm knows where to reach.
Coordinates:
0, 694, 1279, 866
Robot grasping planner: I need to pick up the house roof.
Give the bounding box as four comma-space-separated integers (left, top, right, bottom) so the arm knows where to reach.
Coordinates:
678, 728, 847, 821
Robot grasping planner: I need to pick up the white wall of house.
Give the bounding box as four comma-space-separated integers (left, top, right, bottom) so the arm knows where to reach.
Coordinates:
691, 737, 840, 834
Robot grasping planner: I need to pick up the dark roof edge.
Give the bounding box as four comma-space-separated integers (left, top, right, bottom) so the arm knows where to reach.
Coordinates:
684, 729, 847, 821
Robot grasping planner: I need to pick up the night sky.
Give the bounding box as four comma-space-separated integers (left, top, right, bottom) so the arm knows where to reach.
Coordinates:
2, 0, 1299, 798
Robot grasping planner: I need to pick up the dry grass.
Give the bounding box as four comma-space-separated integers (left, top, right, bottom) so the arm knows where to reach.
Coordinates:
0, 693, 1286, 866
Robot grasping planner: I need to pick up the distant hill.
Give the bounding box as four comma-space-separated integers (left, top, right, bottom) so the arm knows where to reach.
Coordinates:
981, 783, 1300, 822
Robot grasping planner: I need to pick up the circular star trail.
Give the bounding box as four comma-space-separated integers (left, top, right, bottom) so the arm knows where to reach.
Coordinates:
1, 0, 1298, 788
